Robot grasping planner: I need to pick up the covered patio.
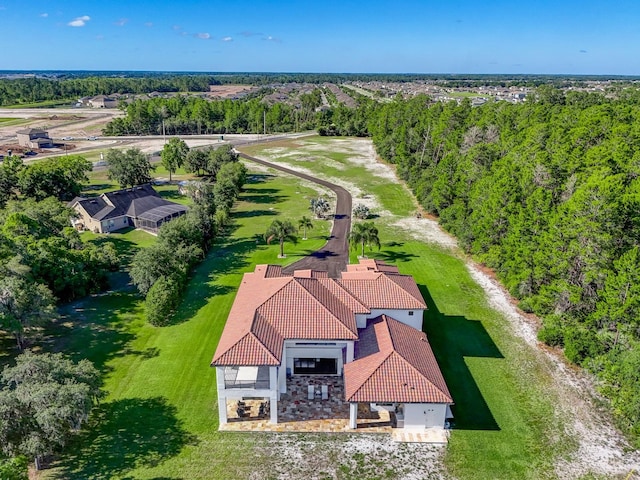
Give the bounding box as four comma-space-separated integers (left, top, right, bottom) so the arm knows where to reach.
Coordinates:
220, 375, 393, 433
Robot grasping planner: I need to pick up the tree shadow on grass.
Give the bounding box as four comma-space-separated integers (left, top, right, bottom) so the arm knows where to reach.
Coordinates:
158, 190, 186, 202
245, 173, 276, 184
419, 285, 502, 431
376, 250, 418, 264
168, 231, 261, 326
240, 192, 288, 204
57, 397, 197, 480
44, 291, 142, 374
89, 231, 140, 261
234, 209, 278, 219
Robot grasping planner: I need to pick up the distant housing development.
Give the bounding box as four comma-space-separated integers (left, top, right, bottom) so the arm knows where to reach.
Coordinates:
69, 184, 188, 233
16, 128, 53, 149
212, 259, 453, 440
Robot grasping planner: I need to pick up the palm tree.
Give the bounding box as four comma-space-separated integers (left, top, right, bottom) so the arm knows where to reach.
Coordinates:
349, 221, 381, 258
298, 216, 313, 240
310, 197, 330, 219
265, 219, 297, 258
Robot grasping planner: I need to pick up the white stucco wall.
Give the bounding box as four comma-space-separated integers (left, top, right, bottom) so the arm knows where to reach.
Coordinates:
402, 403, 448, 430
355, 313, 369, 329
368, 309, 424, 331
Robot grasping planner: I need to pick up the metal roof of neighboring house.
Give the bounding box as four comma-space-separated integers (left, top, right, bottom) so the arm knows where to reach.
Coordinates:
16, 128, 48, 135
344, 315, 453, 404
72, 184, 187, 222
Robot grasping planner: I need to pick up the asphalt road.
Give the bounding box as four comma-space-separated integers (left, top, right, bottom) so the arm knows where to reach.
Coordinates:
238, 152, 352, 278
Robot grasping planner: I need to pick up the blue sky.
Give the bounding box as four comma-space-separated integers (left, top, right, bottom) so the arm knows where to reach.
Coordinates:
1, 0, 640, 74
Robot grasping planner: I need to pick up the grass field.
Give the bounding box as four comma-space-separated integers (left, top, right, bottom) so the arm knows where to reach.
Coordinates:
3, 99, 76, 109
0, 117, 31, 127
15, 136, 575, 479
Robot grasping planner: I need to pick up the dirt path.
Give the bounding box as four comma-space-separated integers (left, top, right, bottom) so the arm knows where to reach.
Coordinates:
239, 152, 351, 278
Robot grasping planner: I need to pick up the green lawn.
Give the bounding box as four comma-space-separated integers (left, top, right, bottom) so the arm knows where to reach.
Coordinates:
25, 136, 578, 479
0, 117, 31, 128
3, 99, 76, 108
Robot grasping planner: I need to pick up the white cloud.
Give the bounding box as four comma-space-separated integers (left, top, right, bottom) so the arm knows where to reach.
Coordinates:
222, 36, 232, 42
144, 22, 153, 27
264, 35, 281, 43
172, 25, 181, 31
114, 18, 128, 26
68, 15, 90, 27
40, 13, 48, 18
195, 32, 210, 39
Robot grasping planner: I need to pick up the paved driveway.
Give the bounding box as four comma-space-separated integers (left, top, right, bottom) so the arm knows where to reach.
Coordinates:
239, 153, 352, 278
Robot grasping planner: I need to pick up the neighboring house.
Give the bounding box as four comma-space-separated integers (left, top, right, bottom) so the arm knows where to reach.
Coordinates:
16, 128, 53, 148
69, 184, 188, 233
211, 259, 453, 432
88, 95, 118, 108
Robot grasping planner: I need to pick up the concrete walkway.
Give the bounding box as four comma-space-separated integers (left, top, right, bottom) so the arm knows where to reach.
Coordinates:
239, 152, 352, 278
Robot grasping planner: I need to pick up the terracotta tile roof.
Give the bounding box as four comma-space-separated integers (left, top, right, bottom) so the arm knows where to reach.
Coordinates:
212, 265, 360, 366
257, 279, 358, 340
339, 272, 427, 310
344, 316, 452, 404
317, 278, 369, 314
346, 258, 400, 274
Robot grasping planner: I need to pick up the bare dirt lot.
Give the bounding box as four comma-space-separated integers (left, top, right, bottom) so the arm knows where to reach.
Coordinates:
208, 85, 255, 97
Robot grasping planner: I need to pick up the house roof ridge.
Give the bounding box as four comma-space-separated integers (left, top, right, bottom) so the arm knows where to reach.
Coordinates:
389, 349, 452, 402
348, 349, 394, 401
293, 278, 358, 335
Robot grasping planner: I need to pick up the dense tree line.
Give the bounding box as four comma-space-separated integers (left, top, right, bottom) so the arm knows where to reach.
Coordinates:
129, 146, 246, 325
103, 94, 375, 137
0, 155, 119, 348
0, 76, 212, 106
356, 89, 640, 444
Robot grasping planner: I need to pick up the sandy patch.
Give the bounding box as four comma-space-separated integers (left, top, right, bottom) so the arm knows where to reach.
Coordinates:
252, 433, 445, 480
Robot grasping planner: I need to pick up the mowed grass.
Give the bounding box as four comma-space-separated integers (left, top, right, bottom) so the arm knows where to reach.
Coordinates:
40, 168, 334, 479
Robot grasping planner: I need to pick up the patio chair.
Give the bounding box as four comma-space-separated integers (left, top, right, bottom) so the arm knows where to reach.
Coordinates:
321, 384, 329, 400
308, 385, 315, 400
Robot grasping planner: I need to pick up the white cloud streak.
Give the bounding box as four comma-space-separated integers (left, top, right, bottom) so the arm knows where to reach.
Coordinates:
68, 15, 90, 27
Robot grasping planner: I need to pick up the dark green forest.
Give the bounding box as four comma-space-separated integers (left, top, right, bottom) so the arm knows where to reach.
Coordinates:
364, 90, 640, 443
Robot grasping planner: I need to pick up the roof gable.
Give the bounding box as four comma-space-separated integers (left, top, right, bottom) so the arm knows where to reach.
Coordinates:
339, 273, 427, 310
344, 316, 452, 404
